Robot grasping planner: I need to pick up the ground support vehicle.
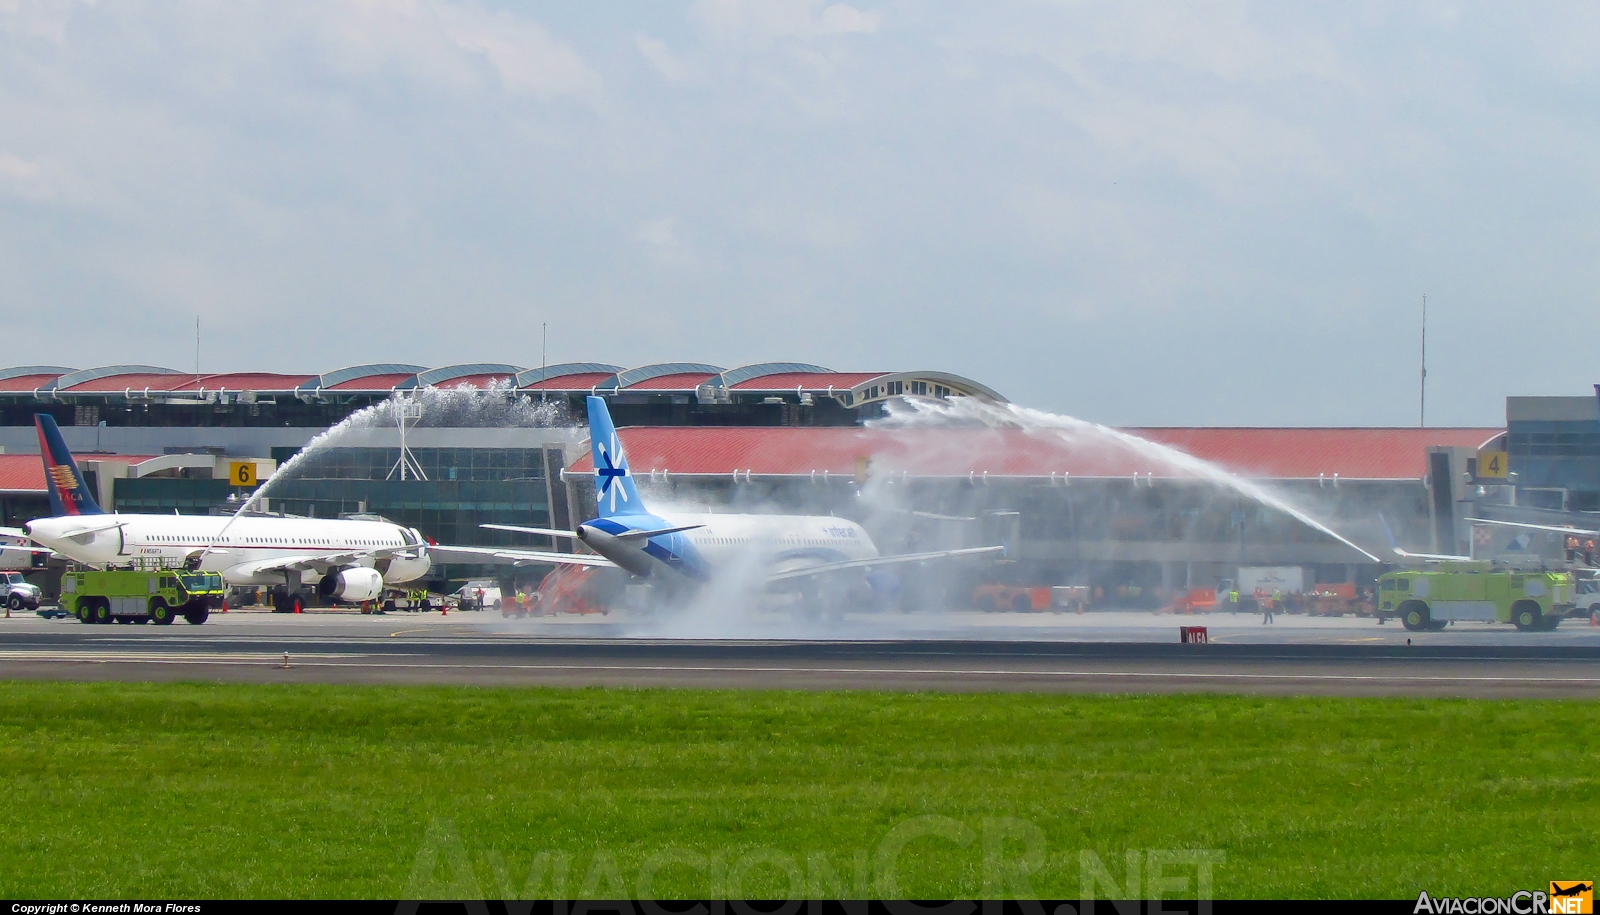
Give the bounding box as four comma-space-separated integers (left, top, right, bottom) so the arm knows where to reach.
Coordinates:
1304, 583, 1370, 617
1576, 578, 1600, 616
1165, 588, 1217, 614
1377, 563, 1576, 632
2, 571, 42, 612
63, 568, 224, 625
527, 565, 618, 617
973, 584, 1051, 612
452, 580, 501, 612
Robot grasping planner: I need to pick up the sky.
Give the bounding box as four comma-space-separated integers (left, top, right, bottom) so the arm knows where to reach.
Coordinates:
2, 0, 1597, 426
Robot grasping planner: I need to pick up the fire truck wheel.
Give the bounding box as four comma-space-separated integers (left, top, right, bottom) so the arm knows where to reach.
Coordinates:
150, 599, 174, 625
1512, 601, 1541, 632
1399, 601, 1429, 632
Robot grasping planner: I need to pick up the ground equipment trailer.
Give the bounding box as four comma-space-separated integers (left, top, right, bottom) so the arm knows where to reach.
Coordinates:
63, 569, 224, 625
1376, 563, 1575, 632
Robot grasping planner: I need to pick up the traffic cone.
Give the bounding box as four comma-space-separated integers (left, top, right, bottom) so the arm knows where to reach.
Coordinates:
1590, 611, 1597, 627
221, 599, 228, 613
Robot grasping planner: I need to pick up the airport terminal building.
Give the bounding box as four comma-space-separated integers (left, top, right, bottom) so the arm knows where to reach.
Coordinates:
5, 361, 1590, 597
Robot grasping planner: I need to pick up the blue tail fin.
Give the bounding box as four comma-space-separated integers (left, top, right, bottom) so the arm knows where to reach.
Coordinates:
35, 413, 104, 516
586, 396, 643, 518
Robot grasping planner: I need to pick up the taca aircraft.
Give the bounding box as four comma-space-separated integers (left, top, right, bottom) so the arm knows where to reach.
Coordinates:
24, 414, 431, 611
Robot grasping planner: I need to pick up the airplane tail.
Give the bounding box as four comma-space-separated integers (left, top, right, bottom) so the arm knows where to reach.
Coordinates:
586, 396, 643, 518
35, 413, 104, 516
1376, 512, 1400, 554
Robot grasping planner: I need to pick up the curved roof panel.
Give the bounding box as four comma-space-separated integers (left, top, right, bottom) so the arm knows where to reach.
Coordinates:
296, 364, 427, 394
408, 363, 525, 389
52, 365, 182, 392
604, 362, 723, 391
730, 371, 886, 391
714, 362, 832, 388
0, 366, 76, 393
521, 372, 618, 391
0, 365, 75, 383
848, 370, 1006, 403
169, 373, 314, 393
515, 363, 623, 387
627, 371, 721, 391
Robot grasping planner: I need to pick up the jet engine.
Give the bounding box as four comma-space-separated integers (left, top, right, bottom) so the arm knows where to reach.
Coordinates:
318, 567, 384, 602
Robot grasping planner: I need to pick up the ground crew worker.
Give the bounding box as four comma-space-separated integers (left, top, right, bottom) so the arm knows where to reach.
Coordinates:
1228, 589, 1240, 614
1586, 539, 1596, 567
1263, 589, 1278, 624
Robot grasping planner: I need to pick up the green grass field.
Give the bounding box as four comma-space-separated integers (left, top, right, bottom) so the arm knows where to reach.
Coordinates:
0, 681, 1595, 899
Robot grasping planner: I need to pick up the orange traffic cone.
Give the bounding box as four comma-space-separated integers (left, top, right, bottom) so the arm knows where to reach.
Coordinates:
221, 599, 228, 613
1590, 611, 1597, 627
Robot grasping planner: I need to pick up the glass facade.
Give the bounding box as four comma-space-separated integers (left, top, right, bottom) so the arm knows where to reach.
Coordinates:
1507, 418, 1600, 511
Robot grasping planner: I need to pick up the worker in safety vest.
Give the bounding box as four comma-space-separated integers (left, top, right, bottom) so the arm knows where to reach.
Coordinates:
1263, 589, 1278, 625
1228, 589, 1240, 613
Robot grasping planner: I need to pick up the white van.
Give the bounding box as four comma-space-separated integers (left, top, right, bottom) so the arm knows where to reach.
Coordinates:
452, 580, 502, 612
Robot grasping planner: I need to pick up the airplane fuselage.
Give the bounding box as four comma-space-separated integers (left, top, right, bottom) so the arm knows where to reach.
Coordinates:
576, 512, 878, 581
25, 514, 431, 586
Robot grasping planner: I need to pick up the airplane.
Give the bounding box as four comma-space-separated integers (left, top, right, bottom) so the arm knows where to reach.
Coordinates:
1376, 512, 1472, 562
432, 395, 1004, 608
23, 414, 432, 612
0, 527, 52, 570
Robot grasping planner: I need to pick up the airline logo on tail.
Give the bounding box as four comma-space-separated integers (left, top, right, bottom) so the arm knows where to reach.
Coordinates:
35, 413, 104, 516
586, 396, 643, 518
596, 433, 630, 512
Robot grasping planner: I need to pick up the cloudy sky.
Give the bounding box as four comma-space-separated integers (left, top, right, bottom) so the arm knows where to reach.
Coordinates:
2, 1, 1597, 425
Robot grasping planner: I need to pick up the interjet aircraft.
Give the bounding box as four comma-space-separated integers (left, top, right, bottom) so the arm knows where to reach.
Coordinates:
440, 396, 1003, 601
24, 414, 431, 611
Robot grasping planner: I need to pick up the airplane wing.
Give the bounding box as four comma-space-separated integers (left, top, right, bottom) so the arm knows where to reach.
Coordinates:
480, 524, 582, 540
1466, 517, 1600, 538
226, 546, 425, 578
427, 544, 617, 569
765, 545, 1005, 583
480, 523, 704, 542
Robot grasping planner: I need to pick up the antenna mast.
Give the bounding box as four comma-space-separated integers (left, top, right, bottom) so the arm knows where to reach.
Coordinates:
541, 322, 548, 403
387, 393, 428, 481
1419, 294, 1427, 428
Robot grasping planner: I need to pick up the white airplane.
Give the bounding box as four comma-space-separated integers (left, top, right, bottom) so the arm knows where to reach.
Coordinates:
24, 414, 431, 612
434, 396, 1003, 604
0, 526, 51, 570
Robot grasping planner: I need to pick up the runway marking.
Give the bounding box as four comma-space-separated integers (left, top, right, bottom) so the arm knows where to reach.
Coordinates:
3, 654, 1600, 685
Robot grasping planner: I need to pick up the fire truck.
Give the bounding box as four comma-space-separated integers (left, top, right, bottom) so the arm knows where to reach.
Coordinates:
1376, 563, 1576, 632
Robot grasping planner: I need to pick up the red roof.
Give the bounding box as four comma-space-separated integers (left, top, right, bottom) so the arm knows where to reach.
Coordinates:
170, 373, 313, 392
324, 373, 415, 392
570, 426, 1503, 481
0, 454, 158, 493
729, 372, 885, 391
57, 373, 189, 393
523, 372, 616, 391
430, 373, 516, 390
625, 372, 718, 391
0, 373, 69, 393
